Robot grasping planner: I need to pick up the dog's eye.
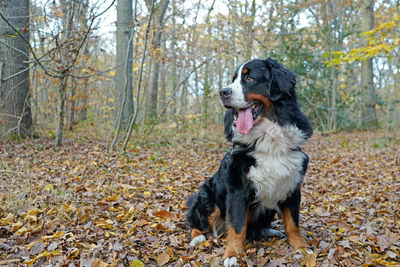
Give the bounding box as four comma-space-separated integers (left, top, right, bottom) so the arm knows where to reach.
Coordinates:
246, 76, 254, 82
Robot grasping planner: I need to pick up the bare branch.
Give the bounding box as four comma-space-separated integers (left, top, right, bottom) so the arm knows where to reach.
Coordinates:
0, 11, 60, 78
2, 65, 34, 82
121, 0, 155, 152
146, 55, 216, 133
0, 39, 30, 58
68, 0, 117, 69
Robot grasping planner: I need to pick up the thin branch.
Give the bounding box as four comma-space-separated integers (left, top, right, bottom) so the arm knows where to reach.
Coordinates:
68, 0, 116, 69
110, 18, 136, 151
0, 125, 19, 138
146, 56, 216, 133
2, 65, 35, 82
0, 11, 59, 78
0, 39, 30, 58
69, 59, 133, 79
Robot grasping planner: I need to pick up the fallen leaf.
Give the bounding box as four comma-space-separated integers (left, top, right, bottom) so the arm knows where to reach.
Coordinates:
157, 252, 170, 266
129, 259, 145, 267
2, 213, 15, 224
377, 235, 391, 251
45, 184, 54, 191
154, 210, 175, 220
91, 259, 106, 267
15, 226, 28, 235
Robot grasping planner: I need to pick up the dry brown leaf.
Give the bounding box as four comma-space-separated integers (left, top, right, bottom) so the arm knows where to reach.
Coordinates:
157, 252, 170, 266
304, 253, 317, 267
154, 210, 175, 220
377, 235, 391, 251
91, 259, 106, 267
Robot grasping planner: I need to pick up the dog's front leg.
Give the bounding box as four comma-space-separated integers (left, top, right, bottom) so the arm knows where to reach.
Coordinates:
223, 191, 249, 267
279, 186, 310, 252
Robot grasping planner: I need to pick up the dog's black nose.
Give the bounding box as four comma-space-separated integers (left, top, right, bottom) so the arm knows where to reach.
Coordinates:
220, 87, 232, 99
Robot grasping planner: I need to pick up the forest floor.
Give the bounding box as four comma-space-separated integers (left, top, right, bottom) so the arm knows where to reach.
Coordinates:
0, 126, 399, 266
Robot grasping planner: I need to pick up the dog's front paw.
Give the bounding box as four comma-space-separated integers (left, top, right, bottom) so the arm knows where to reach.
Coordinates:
223, 257, 238, 267
189, 234, 206, 247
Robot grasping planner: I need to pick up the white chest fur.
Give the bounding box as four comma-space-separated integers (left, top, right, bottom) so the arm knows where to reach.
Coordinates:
248, 149, 305, 210
233, 118, 307, 210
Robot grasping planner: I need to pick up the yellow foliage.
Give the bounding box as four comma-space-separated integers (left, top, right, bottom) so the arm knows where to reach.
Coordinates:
41, 231, 64, 241
325, 16, 399, 66
22, 250, 59, 264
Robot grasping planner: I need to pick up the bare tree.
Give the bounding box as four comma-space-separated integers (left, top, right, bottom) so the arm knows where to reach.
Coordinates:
2, 0, 116, 146
244, 0, 256, 61
0, 0, 31, 137
144, 0, 169, 122
360, 0, 378, 128
115, 0, 134, 126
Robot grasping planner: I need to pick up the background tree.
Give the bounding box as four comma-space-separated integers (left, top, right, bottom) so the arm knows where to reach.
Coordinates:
360, 0, 378, 128
0, 0, 31, 137
1, 0, 398, 148
144, 0, 169, 122
115, 0, 134, 126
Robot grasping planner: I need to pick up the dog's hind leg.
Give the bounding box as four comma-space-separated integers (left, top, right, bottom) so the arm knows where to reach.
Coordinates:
188, 206, 222, 247
187, 180, 221, 247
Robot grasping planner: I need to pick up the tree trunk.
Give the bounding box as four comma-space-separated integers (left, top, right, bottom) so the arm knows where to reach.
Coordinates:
68, 78, 77, 130
77, 0, 89, 122
201, 0, 215, 127
115, 0, 134, 125
159, 40, 166, 117
360, 0, 378, 128
0, 0, 31, 136
144, 0, 169, 122
55, 75, 68, 146
245, 0, 256, 61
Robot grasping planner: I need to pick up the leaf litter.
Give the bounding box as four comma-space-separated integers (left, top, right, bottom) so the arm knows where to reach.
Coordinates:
0, 128, 399, 266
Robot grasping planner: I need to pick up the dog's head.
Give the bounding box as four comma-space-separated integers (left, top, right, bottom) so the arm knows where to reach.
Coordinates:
220, 58, 296, 135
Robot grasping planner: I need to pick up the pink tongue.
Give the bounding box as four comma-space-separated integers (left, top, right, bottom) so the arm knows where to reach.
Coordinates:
236, 107, 254, 134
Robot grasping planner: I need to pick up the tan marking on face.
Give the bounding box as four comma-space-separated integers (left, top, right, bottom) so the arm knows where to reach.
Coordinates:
232, 73, 237, 80
242, 68, 249, 74
246, 92, 273, 110
282, 208, 308, 250
223, 211, 250, 259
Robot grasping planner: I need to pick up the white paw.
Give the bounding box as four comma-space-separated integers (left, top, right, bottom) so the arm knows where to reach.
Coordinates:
223, 257, 238, 267
189, 234, 206, 247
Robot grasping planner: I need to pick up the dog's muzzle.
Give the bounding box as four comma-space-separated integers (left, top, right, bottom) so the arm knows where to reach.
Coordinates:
220, 87, 232, 106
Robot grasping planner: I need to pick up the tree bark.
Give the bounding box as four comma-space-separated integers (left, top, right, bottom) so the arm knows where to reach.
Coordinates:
202, 0, 215, 127
245, 0, 256, 61
115, 0, 134, 125
77, 0, 89, 122
144, 0, 169, 122
55, 74, 68, 146
0, 0, 31, 136
360, 0, 378, 128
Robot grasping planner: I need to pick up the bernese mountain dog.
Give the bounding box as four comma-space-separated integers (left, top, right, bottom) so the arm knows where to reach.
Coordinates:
186, 58, 313, 266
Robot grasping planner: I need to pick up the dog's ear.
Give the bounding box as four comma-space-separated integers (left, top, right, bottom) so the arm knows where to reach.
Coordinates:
266, 58, 296, 101
224, 109, 234, 142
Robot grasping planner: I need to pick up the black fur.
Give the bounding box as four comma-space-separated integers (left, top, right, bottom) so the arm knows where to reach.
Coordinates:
187, 147, 309, 241
223, 109, 234, 142
187, 58, 313, 255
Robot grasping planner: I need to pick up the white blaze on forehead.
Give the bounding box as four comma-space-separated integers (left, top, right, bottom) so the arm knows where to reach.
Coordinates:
227, 62, 249, 108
